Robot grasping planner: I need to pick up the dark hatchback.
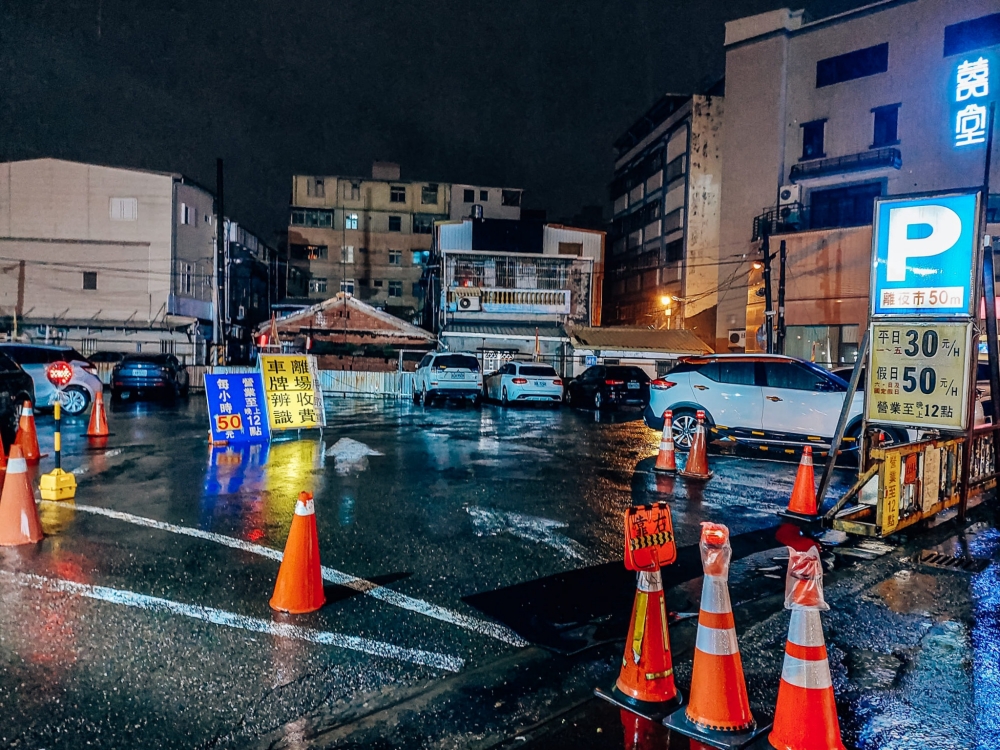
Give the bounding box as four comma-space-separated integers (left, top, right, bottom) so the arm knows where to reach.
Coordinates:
564, 365, 651, 410
0, 351, 35, 446
111, 354, 190, 401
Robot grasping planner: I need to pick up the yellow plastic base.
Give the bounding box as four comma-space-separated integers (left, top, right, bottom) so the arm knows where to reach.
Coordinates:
39, 468, 77, 501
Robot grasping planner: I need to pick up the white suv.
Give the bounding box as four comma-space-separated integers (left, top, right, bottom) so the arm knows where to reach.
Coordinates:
644, 354, 908, 454
413, 352, 483, 406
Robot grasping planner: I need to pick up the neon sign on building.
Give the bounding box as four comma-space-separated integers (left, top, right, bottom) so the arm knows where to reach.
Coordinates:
954, 55, 994, 148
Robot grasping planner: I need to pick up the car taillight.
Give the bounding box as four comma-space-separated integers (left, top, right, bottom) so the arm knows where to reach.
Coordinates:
512, 377, 528, 384
553, 379, 563, 386
650, 379, 676, 390
605, 379, 625, 386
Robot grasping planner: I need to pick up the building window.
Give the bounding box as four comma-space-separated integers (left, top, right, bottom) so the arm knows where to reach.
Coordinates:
82, 272, 98, 290
388, 215, 402, 232
816, 43, 889, 88
309, 277, 328, 294
291, 244, 328, 260
558, 242, 583, 256
421, 183, 439, 204
390, 185, 406, 203
665, 155, 685, 185
809, 181, 883, 230
944, 13, 1000, 57
346, 213, 359, 230
373, 279, 384, 288
307, 177, 325, 198
479, 190, 489, 201
109, 197, 137, 221
664, 239, 683, 262
388, 280, 403, 298
501, 189, 521, 207
785, 325, 860, 368
388, 250, 402, 266
340, 279, 355, 295
179, 203, 197, 226
413, 215, 433, 234
345, 181, 361, 201
801, 120, 826, 160
872, 104, 900, 148
290, 209, 333, 227
463, 188, 475, 203
412, 250, 428, 265
179, 263, 193, 294
341, 246, 354, 263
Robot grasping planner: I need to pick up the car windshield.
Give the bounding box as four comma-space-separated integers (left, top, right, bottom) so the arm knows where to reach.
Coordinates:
434, 354, 480, 371
520, 365, 556, 377
606, 366, 648, 382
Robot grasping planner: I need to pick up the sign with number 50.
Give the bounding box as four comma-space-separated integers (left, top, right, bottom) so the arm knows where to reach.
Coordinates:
215, 414, 244, 432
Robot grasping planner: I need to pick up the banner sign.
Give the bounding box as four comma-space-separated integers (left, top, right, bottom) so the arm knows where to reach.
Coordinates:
259, 354, 326, 431
205, 373, 271, 444
870, 192, 980, 318
866, 321, 973, 431
624, 503, 676, 572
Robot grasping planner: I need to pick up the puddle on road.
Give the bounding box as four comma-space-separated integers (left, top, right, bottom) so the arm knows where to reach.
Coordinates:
870, 570, 949, 618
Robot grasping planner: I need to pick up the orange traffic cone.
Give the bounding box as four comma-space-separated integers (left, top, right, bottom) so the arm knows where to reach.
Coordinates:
0, 446, 42, 545
14, 401, 41, 464
679, 410, 712, 481
654, 411, 677, 474
664, 523, 770, 747
0, 436, 8, 475
270, 492, 326, 614
86, 390, 109, 437
785, 446, 818, 517
769, 548, 845, 750
596, 569, 682, 720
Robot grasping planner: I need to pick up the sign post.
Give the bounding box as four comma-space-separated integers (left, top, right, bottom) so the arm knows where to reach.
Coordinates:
39, 360, 77, 501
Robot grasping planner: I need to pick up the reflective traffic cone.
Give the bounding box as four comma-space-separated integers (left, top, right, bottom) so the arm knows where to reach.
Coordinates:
269, 492, 326, 614
0, 446, 42, 545
596, 569, 682, 720
654, 411, 677, 474
14, 401, 41, 464
769, 548, 845, 750
664, 524, 769, 747
86, 390, 109, 437
784, 446, 817, 517
679, 410, 712, 481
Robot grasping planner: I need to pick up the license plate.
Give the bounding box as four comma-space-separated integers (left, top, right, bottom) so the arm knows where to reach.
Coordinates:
449, 373, 465, 380
534, 381, 546, 387
628, 382, 639, 389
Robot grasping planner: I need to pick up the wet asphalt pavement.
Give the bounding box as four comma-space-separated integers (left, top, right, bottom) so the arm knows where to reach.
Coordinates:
0, 396, 998, 748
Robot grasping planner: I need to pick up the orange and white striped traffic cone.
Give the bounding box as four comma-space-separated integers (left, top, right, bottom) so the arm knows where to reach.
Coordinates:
14, 401, 41, 464
679, 410, 712, 481
270, 492, 326, 614
768, 547, 845, 750
0, 446, 42, 546
654, 411, 677, 474
664, 523, 770, 747
784, 446, 818, 517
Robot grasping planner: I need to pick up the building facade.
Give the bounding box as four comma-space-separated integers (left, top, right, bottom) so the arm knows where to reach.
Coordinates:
718, 1, 1000, 360
448, 184, 523, 221
606, 92, 724, 344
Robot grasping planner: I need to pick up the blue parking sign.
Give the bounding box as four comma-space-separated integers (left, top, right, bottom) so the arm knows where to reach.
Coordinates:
871, 192, 980, 317
206, 373, 271, 444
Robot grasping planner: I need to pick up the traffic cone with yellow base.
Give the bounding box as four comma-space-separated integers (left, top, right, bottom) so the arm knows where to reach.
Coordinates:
14, 401, 41, 464
679, 410, 712, 481
270, 492, 326, 614
768, 546, 845, 750
596, 568, 682, 720
0, 446, 42, 545
86, 390, 109, 437
654, 411, 677, 473
664, 523, 770, 748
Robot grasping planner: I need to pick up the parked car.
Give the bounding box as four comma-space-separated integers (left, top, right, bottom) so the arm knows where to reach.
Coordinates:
645, 354, 911, 453
484, 361, 563, 405
564, 365, 650, 410
0, 351, 36, 446
111, 353, 190, 401
413, 352, 483, 406
0, 343, 101, 416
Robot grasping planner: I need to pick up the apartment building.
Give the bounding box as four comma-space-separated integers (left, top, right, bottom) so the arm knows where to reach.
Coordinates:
605, 92, 724, 343
449, 184, 523, 221
718, 1, 1000, 362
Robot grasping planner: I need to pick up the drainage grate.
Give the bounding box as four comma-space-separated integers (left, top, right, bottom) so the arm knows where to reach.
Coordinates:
918, 550, 990, 573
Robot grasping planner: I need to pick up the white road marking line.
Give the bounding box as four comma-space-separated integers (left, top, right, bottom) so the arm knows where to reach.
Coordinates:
1, 570, 463, 672
42, 500, 528, 648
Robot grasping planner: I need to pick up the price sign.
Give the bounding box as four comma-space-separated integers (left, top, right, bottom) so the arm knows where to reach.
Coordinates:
866, 321, 973, 430
205, 373, 270, 444
259, 354, 326, 431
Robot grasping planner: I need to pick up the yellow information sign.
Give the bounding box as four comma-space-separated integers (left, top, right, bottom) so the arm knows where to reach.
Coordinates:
866, 321, 972, 431
881, 450, 901, 535
259, 354, 326, 431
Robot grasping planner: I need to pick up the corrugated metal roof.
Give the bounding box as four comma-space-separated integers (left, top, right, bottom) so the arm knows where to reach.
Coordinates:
443, 322, 567, 338
567, 326, 713, 354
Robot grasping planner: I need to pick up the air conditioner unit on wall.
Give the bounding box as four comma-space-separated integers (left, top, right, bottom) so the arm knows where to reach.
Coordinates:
458, 296, 481, 311
777, 184, 802, 226
778, 184, 801, 205
728, 328, 746, 348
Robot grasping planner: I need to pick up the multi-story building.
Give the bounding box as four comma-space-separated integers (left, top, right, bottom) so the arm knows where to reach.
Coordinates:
0, 158, 271, 363
449, 184, 523, 221
718, 1, 1000, 362
606, 91, 724, 344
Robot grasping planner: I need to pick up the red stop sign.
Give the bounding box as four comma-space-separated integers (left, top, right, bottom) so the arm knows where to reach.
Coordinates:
46, 361, 74, 387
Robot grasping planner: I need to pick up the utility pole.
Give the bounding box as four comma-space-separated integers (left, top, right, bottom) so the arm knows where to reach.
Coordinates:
777, 239, 787, 355
215, 158, 225, 365
761, 226, 774, 354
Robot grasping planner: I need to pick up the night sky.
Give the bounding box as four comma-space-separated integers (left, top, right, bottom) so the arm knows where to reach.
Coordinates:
2, 0, 867, 243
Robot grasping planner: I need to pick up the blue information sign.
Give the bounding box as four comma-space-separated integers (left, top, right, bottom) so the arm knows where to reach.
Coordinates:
205, 373, 271, 444
585, 355, 598, 367
871, 192, 980, 317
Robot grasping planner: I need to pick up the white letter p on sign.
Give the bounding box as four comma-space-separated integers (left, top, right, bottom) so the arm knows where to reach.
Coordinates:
886, 205, 962, 282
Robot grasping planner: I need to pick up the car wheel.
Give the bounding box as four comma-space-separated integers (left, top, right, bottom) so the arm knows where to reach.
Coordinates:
593, 391, 603, 411
61, 385, 90, 416
671, 410, 699, 451
501, 386, 509, 406
412, 389, 421, 404
421, 390, 432, 407
565, 388, 573, 406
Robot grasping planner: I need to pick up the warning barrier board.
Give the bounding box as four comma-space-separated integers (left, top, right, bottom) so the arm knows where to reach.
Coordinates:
624, 503, 676, 572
